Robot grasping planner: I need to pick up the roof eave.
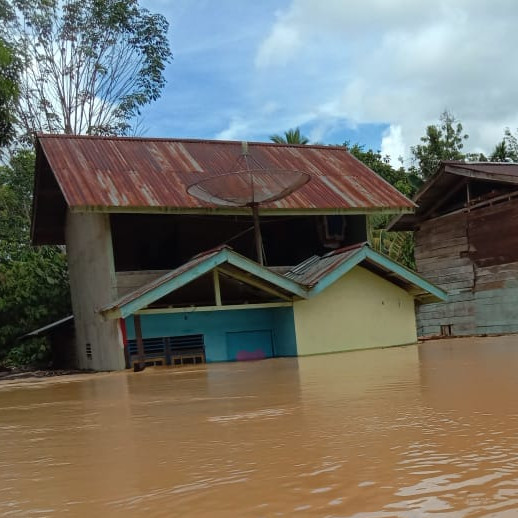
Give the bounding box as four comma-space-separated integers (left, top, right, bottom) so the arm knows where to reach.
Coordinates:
362, 248, 448, 302
306, 245, 447, 302
101, 248, 308, 320
69, 205, 416, 216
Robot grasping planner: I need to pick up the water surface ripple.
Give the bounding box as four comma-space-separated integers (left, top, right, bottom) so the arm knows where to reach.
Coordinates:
1, 336, 518, 517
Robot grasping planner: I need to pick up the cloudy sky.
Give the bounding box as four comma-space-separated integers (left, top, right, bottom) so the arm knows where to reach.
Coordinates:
140, 0, 518, 167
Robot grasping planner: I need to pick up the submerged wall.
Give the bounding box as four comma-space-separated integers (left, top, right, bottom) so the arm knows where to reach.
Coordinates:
414, 212, 475, 336
124, 306, 297, 362
293, 265, 417, 355
415, 201, 518, 337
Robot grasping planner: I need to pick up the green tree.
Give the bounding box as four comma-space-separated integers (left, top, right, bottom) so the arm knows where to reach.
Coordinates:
0, 149, 33, 256
490, 128, 518, 162
2, 0, 172, 140
410, 111, 468, 179
270, 127, 309, 145
0, 151, 71, 365
344, 142, 416, 268
346, 142, 420, 197
0, 37, 21, 148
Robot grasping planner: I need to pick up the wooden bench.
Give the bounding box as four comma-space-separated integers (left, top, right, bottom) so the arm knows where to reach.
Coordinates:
126, 335, 205, 368
170, 347, 206, 366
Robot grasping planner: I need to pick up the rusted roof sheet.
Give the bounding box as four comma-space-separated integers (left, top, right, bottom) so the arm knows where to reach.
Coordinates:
285, 243, 364, 286
285, 242, 447, 302
35, 134, 414, 213
388, 161, 518, 231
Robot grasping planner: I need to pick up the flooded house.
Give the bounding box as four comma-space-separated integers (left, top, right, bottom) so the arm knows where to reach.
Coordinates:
32, 135, 445, 370
389, 160, 518, 337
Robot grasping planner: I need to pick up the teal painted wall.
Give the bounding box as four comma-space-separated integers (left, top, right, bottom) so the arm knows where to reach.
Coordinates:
272, 308, 298, 357
124, 307, 297, 362
226, 330, 273, 360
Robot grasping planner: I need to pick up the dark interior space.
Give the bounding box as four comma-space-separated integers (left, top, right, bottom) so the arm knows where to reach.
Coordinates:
469, 180, 516, 205
436, 180, 518, 217
32, 153, 68, 245
111, 213, 367, 271
147, 271, 287, 309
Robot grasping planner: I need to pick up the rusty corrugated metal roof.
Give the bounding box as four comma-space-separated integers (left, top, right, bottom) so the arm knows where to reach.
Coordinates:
285, 242, 447, 301
35, 134, 414, 213
284, 243, 364, 286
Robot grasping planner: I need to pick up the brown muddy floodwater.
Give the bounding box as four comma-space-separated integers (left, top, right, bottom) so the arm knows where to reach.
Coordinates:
2, 336, 518, 517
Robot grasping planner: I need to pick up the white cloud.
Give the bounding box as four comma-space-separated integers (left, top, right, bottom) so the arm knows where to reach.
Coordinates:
381, 125, 405, 168
255, 22, 301, 68
251, 0, 518, 161
215, 117, 251, 141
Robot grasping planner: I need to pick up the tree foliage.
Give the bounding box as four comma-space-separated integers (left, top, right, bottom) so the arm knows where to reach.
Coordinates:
0, 149, 34, 253
346, 142, 421, 197
2, 0, 172, 140
0, 151, 71, 364
0, 0, 172, 367
410, 111, 468, 179
270, 127, 309, 145
490, 128, 518, 162
0, 36, 21, 148
344, 142, 417, 268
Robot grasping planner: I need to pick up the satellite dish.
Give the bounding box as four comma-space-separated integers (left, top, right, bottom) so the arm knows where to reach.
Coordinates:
187, 169, 310, 206
186, 142, 311, 265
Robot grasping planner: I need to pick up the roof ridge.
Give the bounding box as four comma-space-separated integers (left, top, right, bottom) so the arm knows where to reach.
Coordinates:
35, 133, 350, 151
191, 244, 232, 260
442, 160, 518, 167
323, 241, 367, 257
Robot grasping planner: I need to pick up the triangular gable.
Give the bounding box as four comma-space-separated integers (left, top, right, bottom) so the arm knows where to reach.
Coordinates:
286, 244, 447, 303
101, 246, 308, 319
101, 244, 446, 320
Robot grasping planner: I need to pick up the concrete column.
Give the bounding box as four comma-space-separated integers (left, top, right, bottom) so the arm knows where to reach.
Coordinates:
66, 211, 125, 371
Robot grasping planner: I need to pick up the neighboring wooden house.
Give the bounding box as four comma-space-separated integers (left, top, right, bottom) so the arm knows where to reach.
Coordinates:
389, 161, 518, 337
32, 134, 443, 370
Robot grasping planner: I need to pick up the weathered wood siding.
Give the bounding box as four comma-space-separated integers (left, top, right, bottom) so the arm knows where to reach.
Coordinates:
469, 201, 518, 334
415, 199, 518, 336
415, 211, 475, 336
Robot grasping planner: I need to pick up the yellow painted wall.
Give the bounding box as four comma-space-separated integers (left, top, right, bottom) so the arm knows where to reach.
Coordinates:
293, 265, 418, 355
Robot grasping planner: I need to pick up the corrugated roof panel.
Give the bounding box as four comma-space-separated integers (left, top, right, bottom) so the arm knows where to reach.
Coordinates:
285, 243, 364, 286
36, 135, 415, 212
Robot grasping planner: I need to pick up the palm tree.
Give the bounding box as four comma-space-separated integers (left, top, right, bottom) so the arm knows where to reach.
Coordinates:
269, 127, 309, 145
490, 140, 515, 162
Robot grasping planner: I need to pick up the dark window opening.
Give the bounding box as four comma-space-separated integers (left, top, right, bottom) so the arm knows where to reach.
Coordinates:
440, 324, 453, 336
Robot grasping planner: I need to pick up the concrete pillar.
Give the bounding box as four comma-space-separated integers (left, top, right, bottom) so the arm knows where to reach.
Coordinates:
66, 211, 125, 371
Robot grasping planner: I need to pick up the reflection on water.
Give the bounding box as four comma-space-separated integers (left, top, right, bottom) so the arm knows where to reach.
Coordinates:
1, 336, 518, 516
